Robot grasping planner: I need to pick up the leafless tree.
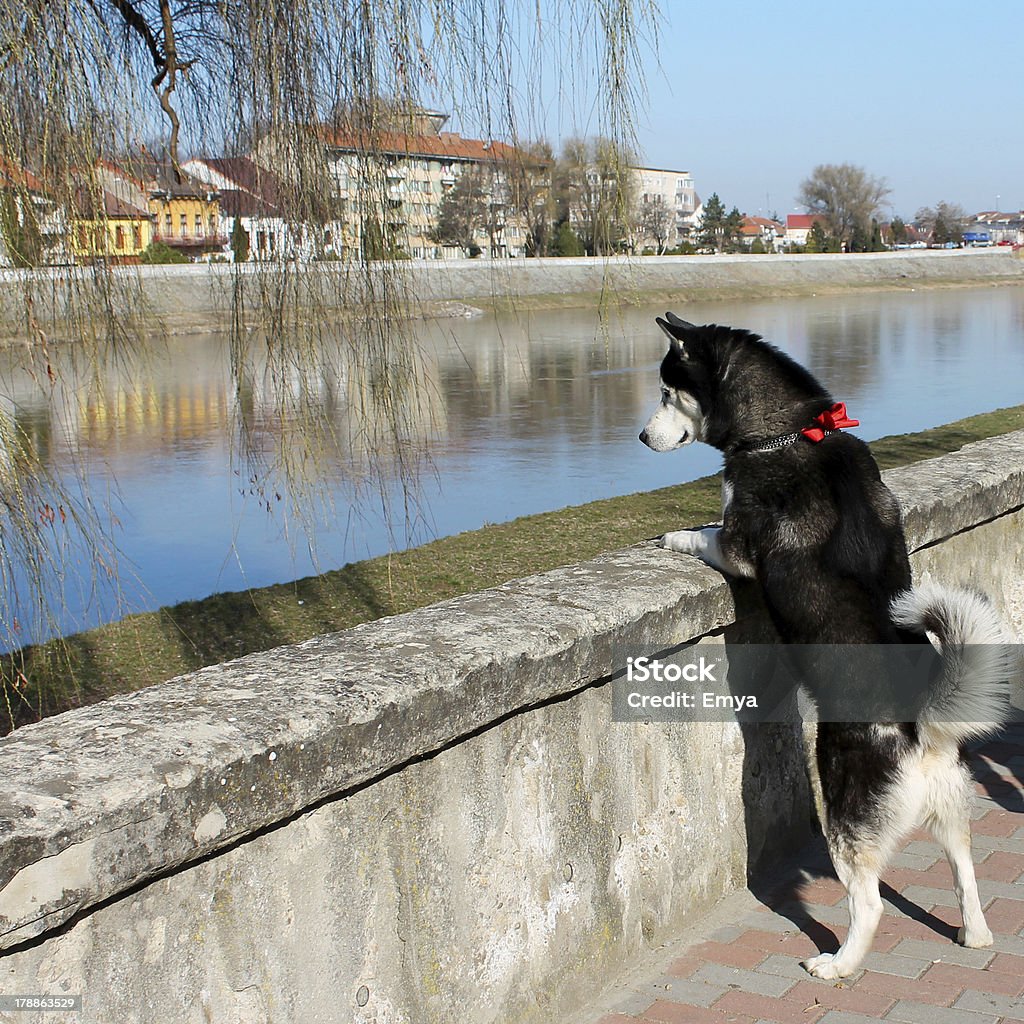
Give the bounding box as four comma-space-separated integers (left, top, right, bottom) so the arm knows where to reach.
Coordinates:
797, 163, 891, 248
915, 201, 969, 245
639, 195, 674, 254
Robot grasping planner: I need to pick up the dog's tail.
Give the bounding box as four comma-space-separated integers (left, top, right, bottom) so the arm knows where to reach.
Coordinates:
890, 582, 1011, 750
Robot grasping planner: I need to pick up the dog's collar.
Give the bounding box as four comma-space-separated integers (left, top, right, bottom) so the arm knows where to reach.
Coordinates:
745, 403, 859, 454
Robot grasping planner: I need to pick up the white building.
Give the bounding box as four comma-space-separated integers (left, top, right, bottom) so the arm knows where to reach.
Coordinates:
630, 166, 699, 251
181, 157, 297, 260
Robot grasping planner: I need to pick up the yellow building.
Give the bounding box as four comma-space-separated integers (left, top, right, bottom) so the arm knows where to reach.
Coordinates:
71, 190, 154, 265
143, 163, 224, 259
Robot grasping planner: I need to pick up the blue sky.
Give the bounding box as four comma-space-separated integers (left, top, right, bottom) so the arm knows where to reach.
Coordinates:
628, 0, 1023, 220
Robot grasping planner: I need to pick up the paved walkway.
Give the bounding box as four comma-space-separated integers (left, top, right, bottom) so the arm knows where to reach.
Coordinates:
583, 722, 1024, 1024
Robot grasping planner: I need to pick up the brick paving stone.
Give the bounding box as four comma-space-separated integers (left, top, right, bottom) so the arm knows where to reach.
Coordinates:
973, 832, 1024, 853
690, 963, 796, 999
795, 880, 847, 906
857, 950, 933, 978
781, 980, 895, 1016
635, 976, 729, 1010
888, 936, 995, 968
987, 950, 1024, 975
814, 1013, 888, 1024
752, 953, 820, 982
951, 989, 1024, 1020
973, 810, 1021, 837
689, 941, 769, 970
899, 884, 964, 909
977, 851, 1024, 881
605, 989, 661, 1016
640, 999, 756, 1023
666, 956, 704, 979
731, 928, 847, 957
899, 840, 944, 860
983, 896, 1024, 934
890, 851, 941, 871
919, 961, 1024, 996
882, 999, 1001, 1024
873, 914, 958, 944
710, 989, 827, 1024
977, 877, 1024, 899
849, 969, 962, 1006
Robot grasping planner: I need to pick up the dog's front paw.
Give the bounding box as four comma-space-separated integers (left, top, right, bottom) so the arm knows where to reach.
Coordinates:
802, 952, 852, 980
659, 529, 705, 555
958, 924, 994, 948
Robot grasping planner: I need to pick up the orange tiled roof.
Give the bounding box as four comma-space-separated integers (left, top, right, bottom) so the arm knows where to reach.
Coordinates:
319, 126, 530, 164
0, 157, 44, 193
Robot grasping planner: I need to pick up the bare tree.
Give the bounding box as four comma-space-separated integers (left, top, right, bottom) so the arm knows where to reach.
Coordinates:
915, 201, 969, 246
797, 163, 891, 249
638, 195, 674, 254
556, 136, 637, 256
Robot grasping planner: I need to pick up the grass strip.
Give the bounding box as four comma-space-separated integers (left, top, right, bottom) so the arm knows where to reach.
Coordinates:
5, 402, 1024, 730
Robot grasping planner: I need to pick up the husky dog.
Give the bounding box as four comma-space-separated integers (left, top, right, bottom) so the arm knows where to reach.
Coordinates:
640, 313, 1008, 980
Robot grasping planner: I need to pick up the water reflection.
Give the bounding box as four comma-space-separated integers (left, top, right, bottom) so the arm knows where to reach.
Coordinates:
1, 284, 1022, 640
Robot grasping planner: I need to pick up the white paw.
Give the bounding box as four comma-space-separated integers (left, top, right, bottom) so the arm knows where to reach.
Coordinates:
958, 924, 993, 948
802, 952, 854, 980
659, 529, 705, 555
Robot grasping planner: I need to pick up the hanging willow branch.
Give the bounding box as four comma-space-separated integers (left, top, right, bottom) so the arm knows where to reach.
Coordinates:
0, 0, 660, 723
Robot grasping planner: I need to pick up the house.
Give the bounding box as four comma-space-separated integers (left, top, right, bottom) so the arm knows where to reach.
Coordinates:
181, 157, 294, 261
630, 167, 700, 252
71, 187, 154, 264
782, 213, 827, 248
739, 215, 783, 250
0, 158, 65, 267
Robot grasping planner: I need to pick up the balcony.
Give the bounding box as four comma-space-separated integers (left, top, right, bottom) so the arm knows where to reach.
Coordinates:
154, 231, 228, 249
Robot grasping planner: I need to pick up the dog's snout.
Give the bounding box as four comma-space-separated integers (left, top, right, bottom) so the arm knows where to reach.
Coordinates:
639, 429, 650, 446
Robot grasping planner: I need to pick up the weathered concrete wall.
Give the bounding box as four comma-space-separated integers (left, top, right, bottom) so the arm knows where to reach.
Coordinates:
1, 248, 1021, 338
0, 431, 1022, 1024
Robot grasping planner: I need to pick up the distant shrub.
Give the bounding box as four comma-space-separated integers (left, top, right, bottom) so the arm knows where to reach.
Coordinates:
139, 241, 189, 264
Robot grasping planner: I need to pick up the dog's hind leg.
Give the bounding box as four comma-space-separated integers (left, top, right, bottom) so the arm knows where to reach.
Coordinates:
803, 839, 885, 980
925, 757, 992, 948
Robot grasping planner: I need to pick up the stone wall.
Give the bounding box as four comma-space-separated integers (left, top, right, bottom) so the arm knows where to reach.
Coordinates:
1, 249, 1021, 339
0, 431, 1022, 1024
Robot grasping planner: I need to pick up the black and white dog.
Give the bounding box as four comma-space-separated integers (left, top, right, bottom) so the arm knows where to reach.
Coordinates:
640, 312, 1008, 980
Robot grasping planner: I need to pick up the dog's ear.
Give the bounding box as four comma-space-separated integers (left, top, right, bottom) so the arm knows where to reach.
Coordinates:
656, 313, 696, 357
665, 311, 697, 331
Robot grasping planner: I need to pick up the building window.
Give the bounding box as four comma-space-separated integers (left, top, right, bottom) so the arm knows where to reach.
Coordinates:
133, 225, 142, 249
195, 214, 202, 236
164, 213, 172, 235
179, 213, 187, 237
115, 225, 125, 249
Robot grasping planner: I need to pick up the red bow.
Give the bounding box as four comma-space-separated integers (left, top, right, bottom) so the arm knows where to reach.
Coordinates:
801, 402, 860, 443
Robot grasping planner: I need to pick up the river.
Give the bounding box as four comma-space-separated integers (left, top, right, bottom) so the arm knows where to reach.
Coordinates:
2, 283, 1023, 642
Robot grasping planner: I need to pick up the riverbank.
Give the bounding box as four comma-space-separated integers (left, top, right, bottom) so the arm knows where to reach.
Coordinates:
1, 249, 1021, 340
5, 401, 1024, 731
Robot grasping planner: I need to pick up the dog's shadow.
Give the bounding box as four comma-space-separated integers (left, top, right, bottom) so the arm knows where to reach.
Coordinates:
969, 717, 1024, 812
746, 833, 959, 953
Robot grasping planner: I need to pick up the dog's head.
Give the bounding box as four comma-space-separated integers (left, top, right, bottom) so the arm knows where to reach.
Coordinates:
639, 312, 832, 453
639, 313, 715, 452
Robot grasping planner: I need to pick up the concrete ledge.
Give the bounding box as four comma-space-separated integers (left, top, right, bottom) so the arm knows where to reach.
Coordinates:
0, 430, 1022, 956
1, 249, 1021, 335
